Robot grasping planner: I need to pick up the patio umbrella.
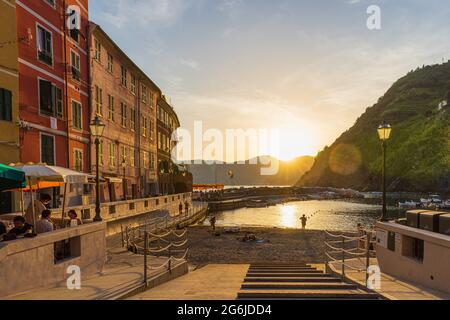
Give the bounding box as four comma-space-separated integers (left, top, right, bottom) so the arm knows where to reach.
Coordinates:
0, 164, 26, 192
10, 163, 91, 227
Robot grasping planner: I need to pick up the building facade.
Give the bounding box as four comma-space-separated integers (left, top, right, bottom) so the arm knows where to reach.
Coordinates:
89, 23, 159, 202
16, 0, 90, 173
157, 96, 192, 195
0, 0, 20, 213
0, 0, 20, 166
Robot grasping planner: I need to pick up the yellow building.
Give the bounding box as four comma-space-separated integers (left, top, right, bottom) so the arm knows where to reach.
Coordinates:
0, 0, 20, 165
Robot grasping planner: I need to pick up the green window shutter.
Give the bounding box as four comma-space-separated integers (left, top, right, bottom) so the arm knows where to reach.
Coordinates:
4, 90, 12, 121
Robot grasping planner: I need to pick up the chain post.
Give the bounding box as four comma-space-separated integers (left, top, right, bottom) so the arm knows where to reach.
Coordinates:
144, 231, 148, 286
341, 236, 345, 281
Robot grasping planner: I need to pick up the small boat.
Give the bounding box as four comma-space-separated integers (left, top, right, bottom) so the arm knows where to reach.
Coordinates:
398, 201, 422, 209
437, 200, 450, 210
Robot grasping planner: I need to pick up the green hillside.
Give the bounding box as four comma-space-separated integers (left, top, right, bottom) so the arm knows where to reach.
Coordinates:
297, 62, 450, 193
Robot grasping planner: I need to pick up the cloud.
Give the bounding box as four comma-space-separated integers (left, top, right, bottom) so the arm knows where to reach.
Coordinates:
179, 59, 200, 70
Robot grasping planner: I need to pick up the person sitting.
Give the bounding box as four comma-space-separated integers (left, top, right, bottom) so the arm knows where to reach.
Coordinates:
0, 222, 6, 239
25, 194, 51, 226
8, 216, 33, 236
35, 210, 55, 234
67, 210, 83, 227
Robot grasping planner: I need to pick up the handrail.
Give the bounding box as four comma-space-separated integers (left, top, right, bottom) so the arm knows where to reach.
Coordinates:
324, 229, 376, 287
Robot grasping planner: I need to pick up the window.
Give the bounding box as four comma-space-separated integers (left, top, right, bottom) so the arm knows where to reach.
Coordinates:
141, 84, 147, 103
70, 29, 79, 42
108, 143, 116, 167
37, 25, 53, 65
40, 134, 55, 165
142, 117, 148, 137
71, 50, 81, 81
142, 151, 149, 168
130, 108, 135, 131
94, 39, 101, 61
107, 53, 113, 73
120, 103, 127, 128
0, 88, 12, 122
150, 153, 155, 170
45, 0, 56, 8
121, 66, 127, 87
150, 120, 154, 142
39, 79, 62, 118
71, 100, 82, 130
74, 149, 83, 172
149, 91, 155, 108
158, 132, 162, 150
108, 95, 114, 121
95, 86, 103, 116
129, 148, 135, 167
120, 145, 127, 164
131, 75, 136, 95
402, 236, 424, 262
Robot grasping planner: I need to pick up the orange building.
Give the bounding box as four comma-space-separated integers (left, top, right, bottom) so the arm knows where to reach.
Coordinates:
89, 23, 159, 201
17, 0, 90, 173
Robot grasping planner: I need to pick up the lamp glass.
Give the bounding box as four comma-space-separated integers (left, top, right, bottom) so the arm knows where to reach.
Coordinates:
378, 124, 392, 141
90, 117, 105, 137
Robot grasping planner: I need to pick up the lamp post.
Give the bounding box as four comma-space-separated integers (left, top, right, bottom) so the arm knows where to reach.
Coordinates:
90, 116, 105, 222
378, 122, 392, 222
122, 159, 127, 200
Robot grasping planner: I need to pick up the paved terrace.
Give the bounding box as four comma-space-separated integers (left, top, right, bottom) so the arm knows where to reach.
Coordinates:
5, 247, 186, 300
130, 264, 250, 300
329, 258, 450, 300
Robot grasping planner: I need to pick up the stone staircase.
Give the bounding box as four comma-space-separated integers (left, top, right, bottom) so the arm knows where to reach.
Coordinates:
237, 264, 380, 300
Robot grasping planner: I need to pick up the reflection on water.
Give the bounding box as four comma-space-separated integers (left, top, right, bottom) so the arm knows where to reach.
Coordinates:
205, 200, 400, 231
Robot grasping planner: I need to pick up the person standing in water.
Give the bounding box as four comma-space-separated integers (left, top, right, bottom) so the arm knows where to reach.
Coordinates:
300, 215, 308, 230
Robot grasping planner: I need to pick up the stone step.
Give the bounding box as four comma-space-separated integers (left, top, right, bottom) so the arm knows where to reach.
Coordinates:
248, 270, 324, 274
250, 264, 310, 267
244, 277, 342, 283
241, 282, 358, 290
237, 289, 380, 300
246, 273, 332, 278
248, 267, 318, 271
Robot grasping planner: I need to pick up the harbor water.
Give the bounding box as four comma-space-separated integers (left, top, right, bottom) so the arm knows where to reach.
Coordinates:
203, 200, 403, 231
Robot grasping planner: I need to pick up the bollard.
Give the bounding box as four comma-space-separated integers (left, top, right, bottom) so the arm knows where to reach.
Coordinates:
341, 236, 345, 281
120, 225, 124, 248
365, 233, 371, 287
324, 235, 328, 274
144, 231, 148, 286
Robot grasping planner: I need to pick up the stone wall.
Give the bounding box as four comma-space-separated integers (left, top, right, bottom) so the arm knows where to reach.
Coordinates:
376, 221, 450, 294
0, 222, 106, 298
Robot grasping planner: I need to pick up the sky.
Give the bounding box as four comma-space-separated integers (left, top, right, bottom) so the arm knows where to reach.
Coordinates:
90, 0, 450, 161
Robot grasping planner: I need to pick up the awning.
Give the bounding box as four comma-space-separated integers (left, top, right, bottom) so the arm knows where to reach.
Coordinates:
0, 164, 26, 192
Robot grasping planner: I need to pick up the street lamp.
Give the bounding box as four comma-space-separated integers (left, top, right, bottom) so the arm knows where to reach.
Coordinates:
378, 122, 392, 222
90, 116, 105, 222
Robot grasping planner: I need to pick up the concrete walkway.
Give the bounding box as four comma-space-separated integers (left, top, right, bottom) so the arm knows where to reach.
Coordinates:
329, 258, 450, 300
130, 264, 250, 300
5, 249, 186, 300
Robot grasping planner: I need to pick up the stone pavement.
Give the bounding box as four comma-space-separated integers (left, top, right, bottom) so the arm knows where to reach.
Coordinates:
329, 258, 450, 300
5, 248, 186, 300
130, 264, 250, 300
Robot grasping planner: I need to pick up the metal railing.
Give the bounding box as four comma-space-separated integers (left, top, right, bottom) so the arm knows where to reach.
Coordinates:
119, 203, 207, 286
124, 223, 189, 286
121, 202, 207, 246
324, 230, 377, 286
